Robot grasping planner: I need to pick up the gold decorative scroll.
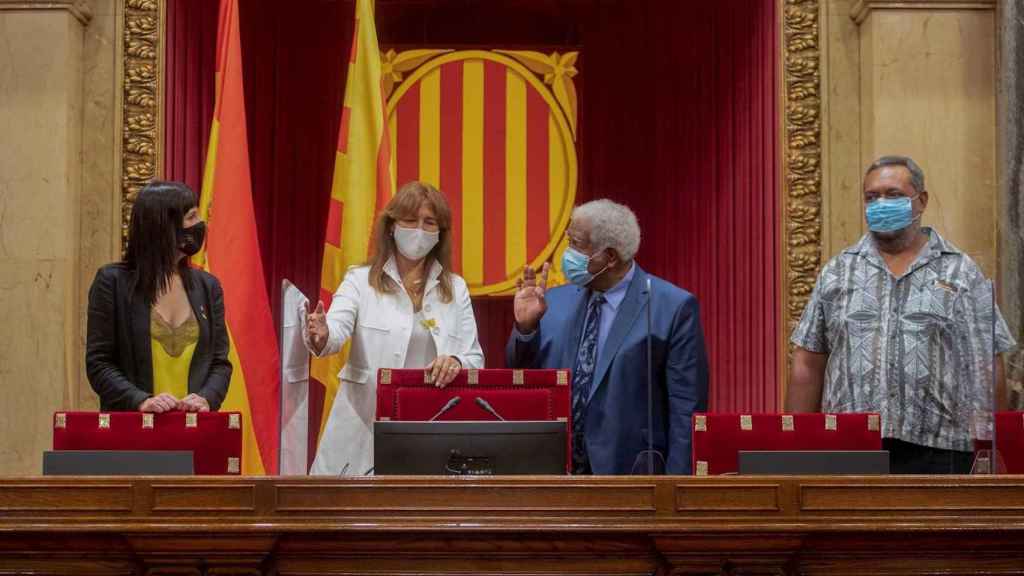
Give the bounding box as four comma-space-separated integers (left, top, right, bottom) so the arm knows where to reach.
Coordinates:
381, 49, 452, 100
782, 0, 823, 374
121, 0, 162, 255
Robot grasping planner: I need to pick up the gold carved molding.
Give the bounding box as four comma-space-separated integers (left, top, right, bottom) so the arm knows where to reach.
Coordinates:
120, 0, 162, 255
782, 0, 823, 340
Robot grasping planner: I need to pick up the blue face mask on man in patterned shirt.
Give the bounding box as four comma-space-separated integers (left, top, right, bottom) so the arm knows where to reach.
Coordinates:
865, 195, 920, 233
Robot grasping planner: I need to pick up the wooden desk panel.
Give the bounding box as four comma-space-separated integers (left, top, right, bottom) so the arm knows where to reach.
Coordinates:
1, 475, 1023, 575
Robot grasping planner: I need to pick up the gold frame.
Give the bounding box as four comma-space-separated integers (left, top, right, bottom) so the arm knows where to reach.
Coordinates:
780, 0, 823, 400
120, 0, 163, 255
118, 0, 825, 394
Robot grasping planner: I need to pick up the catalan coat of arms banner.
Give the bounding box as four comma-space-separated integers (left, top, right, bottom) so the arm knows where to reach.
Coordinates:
383, 49, 580, 295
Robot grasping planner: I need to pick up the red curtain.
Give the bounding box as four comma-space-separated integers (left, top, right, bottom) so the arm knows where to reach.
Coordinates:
164, 0, 779, 417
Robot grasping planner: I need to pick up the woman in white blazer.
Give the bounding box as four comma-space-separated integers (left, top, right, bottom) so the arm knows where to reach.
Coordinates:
304, 181, 484, 475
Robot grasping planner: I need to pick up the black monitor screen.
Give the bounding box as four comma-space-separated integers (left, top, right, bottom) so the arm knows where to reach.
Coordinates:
374, 421, 567, 475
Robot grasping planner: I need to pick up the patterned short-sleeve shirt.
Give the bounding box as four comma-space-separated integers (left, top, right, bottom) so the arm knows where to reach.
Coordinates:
791, 228, 1016, 451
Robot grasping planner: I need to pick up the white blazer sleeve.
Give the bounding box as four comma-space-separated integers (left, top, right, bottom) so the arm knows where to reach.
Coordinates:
452, 276, 484, 368
303, 268, 361, 358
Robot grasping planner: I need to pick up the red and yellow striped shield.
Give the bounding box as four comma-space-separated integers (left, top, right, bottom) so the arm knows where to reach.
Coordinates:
385, 50, 578, 295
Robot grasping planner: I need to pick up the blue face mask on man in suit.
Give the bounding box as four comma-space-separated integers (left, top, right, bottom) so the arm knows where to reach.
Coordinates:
562, 247, 611, 286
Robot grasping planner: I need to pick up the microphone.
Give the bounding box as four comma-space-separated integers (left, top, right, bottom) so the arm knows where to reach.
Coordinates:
474, 397, 506, 421
631, 275, 664, 475
646, 276, 654, 474
429, 396, 461, 421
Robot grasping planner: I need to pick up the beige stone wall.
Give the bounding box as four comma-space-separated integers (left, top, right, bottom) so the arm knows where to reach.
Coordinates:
0, 1, 118, 475
821, 0, 999, 281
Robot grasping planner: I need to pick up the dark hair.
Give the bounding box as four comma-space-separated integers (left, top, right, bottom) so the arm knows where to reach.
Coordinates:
866, 155, 926, 194
367, 181, 454, 303
124, 180, 197, 305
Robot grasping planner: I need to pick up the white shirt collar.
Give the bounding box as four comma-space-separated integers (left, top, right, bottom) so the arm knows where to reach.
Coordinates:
383, 255, 444, 293
592, 261, 635, 311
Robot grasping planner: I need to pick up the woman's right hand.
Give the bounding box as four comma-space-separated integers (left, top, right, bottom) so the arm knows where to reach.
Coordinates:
305, 300, 328, 354
139, 393, 180, 413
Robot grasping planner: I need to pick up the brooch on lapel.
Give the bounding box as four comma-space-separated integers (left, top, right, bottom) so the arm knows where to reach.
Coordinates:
420, 317, 439, 335
935, 280, 960, 294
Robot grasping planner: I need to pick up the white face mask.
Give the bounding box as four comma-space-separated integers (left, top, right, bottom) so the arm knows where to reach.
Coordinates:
394, 226, 439, 261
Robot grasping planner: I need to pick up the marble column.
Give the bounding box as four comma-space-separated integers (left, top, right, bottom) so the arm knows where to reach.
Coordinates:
0, 0, 98, 474
1001, 0, 1024, 407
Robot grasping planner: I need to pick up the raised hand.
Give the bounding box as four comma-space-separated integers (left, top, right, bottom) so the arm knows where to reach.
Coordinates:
305, 300, 328, 354
513, 262, 550, 334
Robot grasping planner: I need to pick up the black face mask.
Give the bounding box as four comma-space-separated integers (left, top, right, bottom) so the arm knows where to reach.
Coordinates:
177, 221, 206, 256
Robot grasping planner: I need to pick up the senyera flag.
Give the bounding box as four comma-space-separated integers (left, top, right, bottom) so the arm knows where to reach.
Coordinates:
309, 0, 393, 454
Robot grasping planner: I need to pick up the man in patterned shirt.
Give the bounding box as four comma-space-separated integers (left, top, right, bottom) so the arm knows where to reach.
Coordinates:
788, 155, 1016, 474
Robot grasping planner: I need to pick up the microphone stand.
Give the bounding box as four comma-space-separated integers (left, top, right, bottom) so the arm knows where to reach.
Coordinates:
646, 277, 654, 475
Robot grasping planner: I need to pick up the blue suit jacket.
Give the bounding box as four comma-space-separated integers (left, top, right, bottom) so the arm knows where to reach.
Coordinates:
506, 266, 709, 474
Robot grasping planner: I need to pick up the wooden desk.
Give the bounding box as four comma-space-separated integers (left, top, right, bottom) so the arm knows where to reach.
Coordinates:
2, 475, 1024, 575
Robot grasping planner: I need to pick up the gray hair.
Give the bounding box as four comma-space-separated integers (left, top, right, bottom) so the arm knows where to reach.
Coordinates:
866, 155, 926, 193
572, 199, 641, 261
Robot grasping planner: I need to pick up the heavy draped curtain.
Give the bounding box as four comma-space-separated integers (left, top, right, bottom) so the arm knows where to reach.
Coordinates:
164, 0, 781, 436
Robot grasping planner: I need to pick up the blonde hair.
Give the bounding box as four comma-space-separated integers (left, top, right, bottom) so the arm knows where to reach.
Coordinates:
366, 181, 454, 303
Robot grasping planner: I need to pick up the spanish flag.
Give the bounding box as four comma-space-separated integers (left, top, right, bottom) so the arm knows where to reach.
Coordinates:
310, 0, 392, 445
194, 0, 280, 475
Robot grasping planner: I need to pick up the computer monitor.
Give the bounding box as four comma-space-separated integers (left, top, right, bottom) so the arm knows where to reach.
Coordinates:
374, 421, 567, 475
738, 450, 889, 475
43, 450, 194, 475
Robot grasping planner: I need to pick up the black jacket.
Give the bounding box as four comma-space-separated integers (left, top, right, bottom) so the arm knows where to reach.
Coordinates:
85, 263, 232, 411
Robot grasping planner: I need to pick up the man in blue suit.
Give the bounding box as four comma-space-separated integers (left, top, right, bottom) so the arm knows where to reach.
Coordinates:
507, 199, 708, 475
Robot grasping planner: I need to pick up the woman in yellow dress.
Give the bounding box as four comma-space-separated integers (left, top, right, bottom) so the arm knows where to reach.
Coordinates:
86, 181, 231, 413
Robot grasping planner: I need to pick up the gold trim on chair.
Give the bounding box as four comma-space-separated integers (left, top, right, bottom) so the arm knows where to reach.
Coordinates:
694, 415, 707, 432
696, 461, 709, 476
740, 415, 753, 431
54, 413, 67, 429
98, 414, 111, 429
825, 414, 837, 431
142, 413, 154, 429
781, 414, 795, 432
868, 414, 880, 432
185, 413, 198, 428
228, 413, 241, 430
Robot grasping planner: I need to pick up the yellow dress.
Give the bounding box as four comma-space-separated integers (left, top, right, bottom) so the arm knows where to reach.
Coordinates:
150, 310, 199, 399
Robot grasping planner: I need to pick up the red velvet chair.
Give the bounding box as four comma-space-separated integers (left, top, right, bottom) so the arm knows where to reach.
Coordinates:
53, 411, 243, 475
691, 413, 882, 475
376, 368, 572, 470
